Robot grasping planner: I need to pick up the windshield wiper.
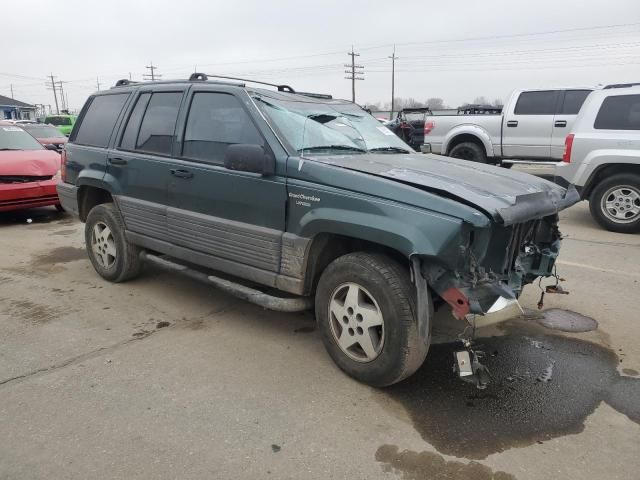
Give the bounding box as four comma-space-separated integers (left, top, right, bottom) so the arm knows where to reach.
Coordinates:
299, 145, 366, 153
0, 148, 21, 151
368, 147, 412, 154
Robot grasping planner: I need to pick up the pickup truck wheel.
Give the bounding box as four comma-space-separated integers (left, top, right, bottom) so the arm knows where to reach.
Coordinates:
449, 142, 486, 163
315, 252, 429, 387
85, 203, 142, 282
589, 174, 640, 233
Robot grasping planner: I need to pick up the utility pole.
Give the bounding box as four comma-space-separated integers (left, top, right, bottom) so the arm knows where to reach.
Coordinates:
389, 46, 398, 120
96, 77, 102, 91
56, 81, 66, 111
48, 74, 60, 114
10, 84, 14, 99
143, 62, 161, 81
344, 46, 364, 103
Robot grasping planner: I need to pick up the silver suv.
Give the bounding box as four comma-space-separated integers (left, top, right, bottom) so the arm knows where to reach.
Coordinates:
555, 85, 640, 233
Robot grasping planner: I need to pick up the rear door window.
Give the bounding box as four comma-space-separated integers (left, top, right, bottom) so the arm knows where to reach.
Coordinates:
134, 92, 182, 155
514, 91, 559, 115
119, 93, 151, 150
182, 92, 263, 164
72, 94, 129, 147
559, 90, 592, 115
594, 94, 640, 130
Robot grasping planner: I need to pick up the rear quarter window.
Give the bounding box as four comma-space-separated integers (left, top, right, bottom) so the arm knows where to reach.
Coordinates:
72, 93, 129, 147
514, 91, 558, 115
594, 94, 640, 130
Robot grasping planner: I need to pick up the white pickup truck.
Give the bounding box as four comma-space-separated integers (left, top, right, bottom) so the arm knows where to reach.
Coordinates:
422, 87, 593, 166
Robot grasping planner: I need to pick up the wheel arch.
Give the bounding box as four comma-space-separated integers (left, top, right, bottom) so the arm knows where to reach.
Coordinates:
77, 183, 114, 221
443, 127, 493, 158
583, 163, 640, 199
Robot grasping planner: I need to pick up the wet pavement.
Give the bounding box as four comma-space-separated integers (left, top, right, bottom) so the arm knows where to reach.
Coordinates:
383, 326, 640, 460
1, 203, 639, 479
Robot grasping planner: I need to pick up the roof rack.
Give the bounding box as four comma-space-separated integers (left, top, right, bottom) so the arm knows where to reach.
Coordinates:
114, 79, 139, 87
603, 82, 640, 89
112, 73, 332, 99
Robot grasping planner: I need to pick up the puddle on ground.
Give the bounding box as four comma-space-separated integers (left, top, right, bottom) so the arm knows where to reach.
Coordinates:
382, 332, 640, 460
33, 246, 86, 265
375, 445, 516, 480
538, 309, 598, 332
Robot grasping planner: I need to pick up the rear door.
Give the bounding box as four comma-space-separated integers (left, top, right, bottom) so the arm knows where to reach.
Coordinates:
502, 90, 559, 159
66, 92, 130, 184
550, 89, 592, 159
167, 88, 286, 277
108, 87, 187, 243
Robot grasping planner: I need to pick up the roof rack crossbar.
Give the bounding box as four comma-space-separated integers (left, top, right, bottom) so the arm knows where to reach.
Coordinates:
201, 73, 295, 93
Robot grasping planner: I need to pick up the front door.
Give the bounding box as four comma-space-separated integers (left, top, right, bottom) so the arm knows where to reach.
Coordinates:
108, 87, 186, 243
167, 89, 286, 277
502, 90, 559, 159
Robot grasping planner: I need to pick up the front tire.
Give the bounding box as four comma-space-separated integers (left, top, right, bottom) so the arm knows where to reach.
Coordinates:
449, 142, 487, 164
589, 173, 640, 233
85, 203, 142, 282
315, 252, 430, 387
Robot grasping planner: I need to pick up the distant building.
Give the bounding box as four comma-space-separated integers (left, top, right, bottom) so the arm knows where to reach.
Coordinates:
0, 95, 36, 120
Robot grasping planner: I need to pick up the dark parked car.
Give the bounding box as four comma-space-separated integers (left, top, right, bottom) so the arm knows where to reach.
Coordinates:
386, 107, 432, 151
57, 74, 578, 386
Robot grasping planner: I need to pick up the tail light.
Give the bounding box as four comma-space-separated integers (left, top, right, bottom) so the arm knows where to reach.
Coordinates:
424, 120, 435, 135
562, 134, 574, 163
60, 149, 67, 181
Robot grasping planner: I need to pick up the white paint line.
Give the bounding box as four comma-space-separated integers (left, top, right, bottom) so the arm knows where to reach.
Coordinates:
557, 260, 640, 278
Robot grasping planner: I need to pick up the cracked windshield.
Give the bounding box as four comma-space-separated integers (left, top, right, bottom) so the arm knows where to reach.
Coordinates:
254, 93, 412, 154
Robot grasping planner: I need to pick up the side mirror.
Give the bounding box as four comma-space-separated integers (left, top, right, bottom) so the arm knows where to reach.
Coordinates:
44, 144, 59, 151
224, 144, 275, 176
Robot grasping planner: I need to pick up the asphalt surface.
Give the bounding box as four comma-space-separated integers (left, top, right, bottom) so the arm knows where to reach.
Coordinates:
1, 181, 639, 479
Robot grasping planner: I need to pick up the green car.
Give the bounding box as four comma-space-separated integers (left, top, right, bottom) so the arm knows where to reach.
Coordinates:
44, 114, 76, 136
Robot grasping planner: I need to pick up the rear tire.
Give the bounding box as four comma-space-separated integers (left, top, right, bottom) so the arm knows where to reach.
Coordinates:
449, 142, 487, 164
589, 173, 640, 234
85, 203, 142, 282
55, 204, 65, 212
315, 252, 430, 387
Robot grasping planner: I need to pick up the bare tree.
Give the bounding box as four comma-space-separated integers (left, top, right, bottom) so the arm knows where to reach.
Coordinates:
492, 98, 503, 107
425, 97, 445, 110
472, 96, 488, 105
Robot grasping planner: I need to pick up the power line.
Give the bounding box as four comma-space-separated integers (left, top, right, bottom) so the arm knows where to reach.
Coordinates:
345, 46, 364, 103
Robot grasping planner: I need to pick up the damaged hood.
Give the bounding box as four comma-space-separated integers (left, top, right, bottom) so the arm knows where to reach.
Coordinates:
0, 150, 61, 177
305, 153, 580, 225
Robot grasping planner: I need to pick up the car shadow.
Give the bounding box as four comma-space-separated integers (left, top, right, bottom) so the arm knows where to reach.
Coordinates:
0, 207, 73, 227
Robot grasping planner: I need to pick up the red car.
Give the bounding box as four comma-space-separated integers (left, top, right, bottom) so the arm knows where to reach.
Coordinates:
0, 125, 63, 212
20, 123, 68, 152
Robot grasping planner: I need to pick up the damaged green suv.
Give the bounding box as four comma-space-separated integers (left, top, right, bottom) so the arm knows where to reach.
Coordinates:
57, 74, 579, 386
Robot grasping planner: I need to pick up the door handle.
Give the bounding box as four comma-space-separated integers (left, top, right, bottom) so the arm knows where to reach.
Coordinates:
554, 120, 567, 127
506, 120, 518, 127
108, 157, 127, 165
170, 169, 193, 179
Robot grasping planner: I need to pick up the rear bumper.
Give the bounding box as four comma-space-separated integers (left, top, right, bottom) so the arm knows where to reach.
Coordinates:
56, 182, 79, 216
422, 143, 443, 154
0, 180, 60, 212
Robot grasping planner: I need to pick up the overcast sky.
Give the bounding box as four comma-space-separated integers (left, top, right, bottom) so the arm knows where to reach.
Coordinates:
2, 0, 640, 111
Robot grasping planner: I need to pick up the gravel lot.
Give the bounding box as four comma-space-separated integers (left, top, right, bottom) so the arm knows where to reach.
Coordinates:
1, 194, 639, 479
